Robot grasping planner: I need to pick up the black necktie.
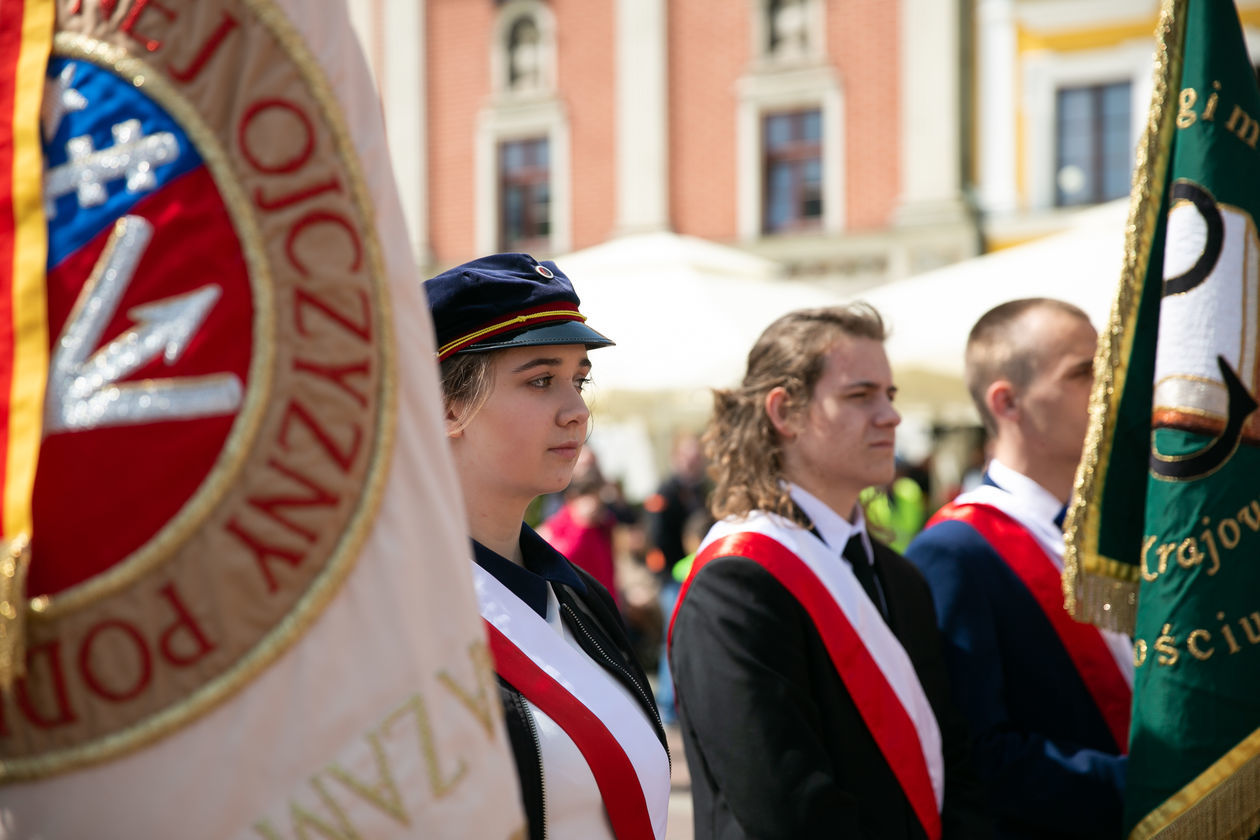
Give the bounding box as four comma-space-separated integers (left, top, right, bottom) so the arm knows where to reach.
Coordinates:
842, 535, 888, 622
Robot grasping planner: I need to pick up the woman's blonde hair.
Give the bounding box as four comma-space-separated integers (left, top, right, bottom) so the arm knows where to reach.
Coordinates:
439, 351, 498, 434
704, 304, 887, 526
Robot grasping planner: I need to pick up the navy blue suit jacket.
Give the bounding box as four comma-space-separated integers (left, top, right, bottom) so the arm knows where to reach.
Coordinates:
905, 515, 1126, 839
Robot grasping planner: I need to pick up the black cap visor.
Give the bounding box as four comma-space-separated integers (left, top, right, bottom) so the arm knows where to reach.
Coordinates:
461, 320, 615, 355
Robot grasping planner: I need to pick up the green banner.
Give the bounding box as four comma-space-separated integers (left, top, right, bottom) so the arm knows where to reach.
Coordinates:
1064, 0, 1260, 836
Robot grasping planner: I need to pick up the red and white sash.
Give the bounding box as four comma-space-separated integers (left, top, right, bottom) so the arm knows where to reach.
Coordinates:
670, 513, 945, 840
474, 565, 669, 840
929, 490, 1133, 753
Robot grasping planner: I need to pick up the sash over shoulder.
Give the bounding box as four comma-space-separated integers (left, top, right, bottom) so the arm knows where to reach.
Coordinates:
474, 565, 669, 840
670, 513, 945, 840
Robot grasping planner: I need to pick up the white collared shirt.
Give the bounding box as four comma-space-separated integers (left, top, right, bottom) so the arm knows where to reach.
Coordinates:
788, 482, 874, 564
786, 483, 891, 621
984, 458, 1066, 569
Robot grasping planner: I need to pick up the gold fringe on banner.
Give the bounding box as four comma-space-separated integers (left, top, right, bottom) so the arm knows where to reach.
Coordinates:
1068, 572, 1138, 635
0, 534, 30, 690
1062, 0, 1186, 634
1131, 728, 1260, 840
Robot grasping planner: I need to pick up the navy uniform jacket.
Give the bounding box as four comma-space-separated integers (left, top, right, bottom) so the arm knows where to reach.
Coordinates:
905, 490, 1126, 839
670, 534, 991, 840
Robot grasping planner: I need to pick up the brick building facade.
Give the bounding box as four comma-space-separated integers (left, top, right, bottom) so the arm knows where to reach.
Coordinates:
348, 0, 976, 287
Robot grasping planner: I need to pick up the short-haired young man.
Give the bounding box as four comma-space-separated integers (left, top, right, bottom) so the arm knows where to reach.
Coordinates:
669, 305, 990, 840
905, 298, 1132, 839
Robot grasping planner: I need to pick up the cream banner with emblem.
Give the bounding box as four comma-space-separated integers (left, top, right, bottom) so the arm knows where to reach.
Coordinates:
0, 0, 524, 836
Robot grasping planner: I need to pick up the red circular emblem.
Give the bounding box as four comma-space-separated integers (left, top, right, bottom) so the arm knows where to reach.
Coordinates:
2, 0, 392, 781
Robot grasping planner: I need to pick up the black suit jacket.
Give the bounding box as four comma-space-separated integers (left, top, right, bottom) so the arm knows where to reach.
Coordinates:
669, 537, 991, 840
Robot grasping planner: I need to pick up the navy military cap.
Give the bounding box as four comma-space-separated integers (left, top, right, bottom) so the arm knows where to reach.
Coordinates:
425, 252, 614, 361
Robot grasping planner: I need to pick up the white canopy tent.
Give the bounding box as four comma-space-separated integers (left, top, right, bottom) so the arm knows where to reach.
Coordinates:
554, 206, 1130, 496
558, 231, 851, 394
556, 231, 851, 497
848, 199, 1130, 420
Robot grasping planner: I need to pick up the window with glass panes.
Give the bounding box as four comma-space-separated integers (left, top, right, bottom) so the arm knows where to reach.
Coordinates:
1055, 82, 1131, 207
499, 137, 550, 250
763, 110, 823, 233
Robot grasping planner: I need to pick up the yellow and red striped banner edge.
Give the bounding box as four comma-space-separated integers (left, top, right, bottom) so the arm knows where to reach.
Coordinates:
0, 0, 53, 688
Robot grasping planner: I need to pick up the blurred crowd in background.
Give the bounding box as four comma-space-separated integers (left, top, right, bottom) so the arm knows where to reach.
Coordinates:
527, 424, 992, 702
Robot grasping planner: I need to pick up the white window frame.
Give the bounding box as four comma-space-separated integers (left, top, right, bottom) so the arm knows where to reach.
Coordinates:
736, 66, 844, 241
491, 0, 557, 99
1022, 41, 1152, 211
478, 0, 569, 255
476, 101, 571, 255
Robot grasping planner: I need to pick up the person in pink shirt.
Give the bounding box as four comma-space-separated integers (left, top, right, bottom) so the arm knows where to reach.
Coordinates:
539, 450, 620, 604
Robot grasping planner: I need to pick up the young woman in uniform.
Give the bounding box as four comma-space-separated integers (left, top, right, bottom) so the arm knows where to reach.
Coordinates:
425, 253, 669, 840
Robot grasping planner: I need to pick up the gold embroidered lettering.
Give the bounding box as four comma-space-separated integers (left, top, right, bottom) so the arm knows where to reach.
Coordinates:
270, 800, 355, 840
1238, 500, 1260, 531
1155, 624, 1179, 666
380, 694, 468, 799
323, 731, 411, 827
1186, 628, 1214, 660
1155, 542, 1176, 576
1217, 612, 1242, 654
1238, 613, 1260, 645
1200, 517, 1222, 573
1177, 87, 1199, 128
437, 640, 500, 740
311, 776, 362, 840
1141, 535, 1160, 582
1218, 516, 1242, 550
1204, 80, 1221, 121
1226, 104, 1260, 148
1176, 537, 1203, 570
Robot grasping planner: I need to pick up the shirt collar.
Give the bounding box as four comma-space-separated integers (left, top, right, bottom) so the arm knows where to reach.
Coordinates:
788, 482, 872, 564
985, 458, 1064, 526
471, 524, 587, 619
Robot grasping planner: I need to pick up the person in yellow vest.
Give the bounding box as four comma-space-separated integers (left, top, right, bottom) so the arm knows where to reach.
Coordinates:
862, 459, 928, 552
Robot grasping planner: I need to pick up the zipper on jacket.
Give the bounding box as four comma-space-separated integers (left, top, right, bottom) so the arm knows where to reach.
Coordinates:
560, 601, 669, 751
521, 695, 547, 839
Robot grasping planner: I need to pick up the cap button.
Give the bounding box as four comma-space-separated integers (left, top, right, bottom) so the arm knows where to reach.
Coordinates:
534, 264, 554, 279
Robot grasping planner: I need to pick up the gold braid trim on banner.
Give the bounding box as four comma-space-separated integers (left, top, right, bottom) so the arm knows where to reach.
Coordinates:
1062, 0, 1186, 634
0, 535, 30, 689
0, 0, 55, 691
1130, 727, 1260, 840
